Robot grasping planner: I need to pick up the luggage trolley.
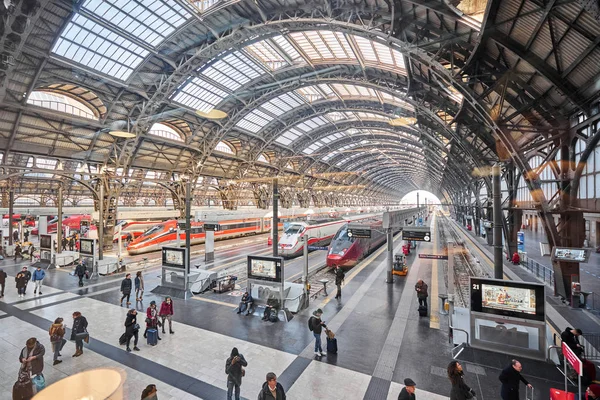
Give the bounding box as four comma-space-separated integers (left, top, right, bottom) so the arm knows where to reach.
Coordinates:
392, 254, 408, 276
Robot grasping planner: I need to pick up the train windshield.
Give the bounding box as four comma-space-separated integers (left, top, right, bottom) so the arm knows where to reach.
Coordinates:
140, 225, 164, 238
333, 226, 355, 242
284, 224, 304, 235
329, 226, 355, 255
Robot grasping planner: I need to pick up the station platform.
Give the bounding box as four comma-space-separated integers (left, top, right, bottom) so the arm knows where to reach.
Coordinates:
0, 213, 581, 399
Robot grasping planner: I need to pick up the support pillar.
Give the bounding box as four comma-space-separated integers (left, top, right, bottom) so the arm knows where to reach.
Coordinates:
98, 183, 104, 261
417, 192, 420, 208
56, 186, 63, 255
386, 228, 394, 283
8, 189, 14, 246
493, 164, 503, 279
185, 181, 191, 286
272, 178, 279, 257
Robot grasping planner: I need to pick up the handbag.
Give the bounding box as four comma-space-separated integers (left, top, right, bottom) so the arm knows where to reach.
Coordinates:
133, 323, 140, 331
32, 374, 45, 392
241, 368, 245, 377
75, 331, 89, 342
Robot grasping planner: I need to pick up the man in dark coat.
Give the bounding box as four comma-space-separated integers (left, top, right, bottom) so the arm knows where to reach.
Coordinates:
19, 337, 45, 376
20, 267, 31, 294
398, 378, 417, 399
75, 262, 86, 287
415, 279, 428, 308
257, 372, 286, 400
120, 273, 133, 306
561, 327, 584, 359
225, 347, 247, 400
0, 267, 6, 298
499, 359, 532, 400
334, 266, 345, 299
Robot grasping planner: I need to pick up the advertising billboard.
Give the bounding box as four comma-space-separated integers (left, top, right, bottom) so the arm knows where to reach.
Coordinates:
551, 247, 590, 263
79, 239, 95, 256
517, 231, 524, 252
470, 278, 545, 322
247, 255, 283, 283
161, 247, 186, 270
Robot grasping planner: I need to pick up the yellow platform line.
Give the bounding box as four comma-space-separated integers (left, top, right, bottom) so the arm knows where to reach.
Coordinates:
190, 296, 237, 308
430, 213, 440, 330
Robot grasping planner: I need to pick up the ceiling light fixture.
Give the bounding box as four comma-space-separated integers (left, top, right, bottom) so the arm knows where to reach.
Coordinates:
388, 116, 417, 126
109, 118, 136, 138
196, 109, 228, 120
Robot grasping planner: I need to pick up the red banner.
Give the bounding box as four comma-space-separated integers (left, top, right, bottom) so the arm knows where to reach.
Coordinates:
562, 342, 582, 376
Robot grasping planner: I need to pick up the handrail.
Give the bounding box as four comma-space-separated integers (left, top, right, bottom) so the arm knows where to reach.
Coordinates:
449, 323, 470, 346
547, 345, 562, 363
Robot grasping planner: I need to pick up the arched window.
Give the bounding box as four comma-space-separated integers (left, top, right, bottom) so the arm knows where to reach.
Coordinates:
27, 91, 98, 120
148, 123, 184, 142
214, 141, 234, 155
257, 154, 269, 163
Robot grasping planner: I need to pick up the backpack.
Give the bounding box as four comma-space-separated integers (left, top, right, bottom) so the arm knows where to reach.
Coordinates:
308, 316, 315, 331
269, 309, 278, 323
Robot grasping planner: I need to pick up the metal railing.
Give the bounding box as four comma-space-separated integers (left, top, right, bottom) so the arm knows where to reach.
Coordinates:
582, 333, 600, 361
518, 257, 554, 286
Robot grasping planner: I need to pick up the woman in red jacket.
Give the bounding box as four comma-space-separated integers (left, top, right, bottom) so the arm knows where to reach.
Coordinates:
143, 301, 161, 342
159, 297, 174, 335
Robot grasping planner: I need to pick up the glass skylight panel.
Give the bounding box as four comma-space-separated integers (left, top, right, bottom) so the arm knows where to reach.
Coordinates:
289, 31, 356, 62
171, 77, 228, 112
53, 14, 149, 80
356, 112, 386, 121
27, 91, 97, 120
296, 86, 324, 103
236, 109, 272, 133
379, 92, 414, 111
337, 151, 365, 167
275, 127, 304, 145
317, 84, 336, 98
326, 112, 355, 122
352, 35, 406, 75
303, 143, 321, 155
261, 93, 305, 115
201, 52, 264, 90
82, 0, 190, 47
244, 40, 289, 71
272, 36, 303, 61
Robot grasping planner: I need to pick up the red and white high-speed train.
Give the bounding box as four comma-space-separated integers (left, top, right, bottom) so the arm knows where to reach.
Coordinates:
278, 215, 375, 258
112, 220, 164, 242
126, 218, 265, 255
31, 214, 91, 235
326, 217, 389, 269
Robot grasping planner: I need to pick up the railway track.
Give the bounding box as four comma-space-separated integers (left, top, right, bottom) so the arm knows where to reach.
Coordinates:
438, 214, 490, 307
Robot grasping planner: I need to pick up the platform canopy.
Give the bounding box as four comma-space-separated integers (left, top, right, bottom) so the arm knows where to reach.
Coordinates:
0, 0, 599, 210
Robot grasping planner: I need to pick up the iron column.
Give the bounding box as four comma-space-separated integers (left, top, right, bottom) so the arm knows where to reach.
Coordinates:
493, 164, 503, 279
57, 186, 63, 255
386, 228, 394, 283
272, 178, 279, 257
8, 189, 13, 246
185, 180, 191, 297
98, 182, 103, 260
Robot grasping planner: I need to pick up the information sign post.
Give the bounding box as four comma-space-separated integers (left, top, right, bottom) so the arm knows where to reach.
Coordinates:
204, 222, 219, 264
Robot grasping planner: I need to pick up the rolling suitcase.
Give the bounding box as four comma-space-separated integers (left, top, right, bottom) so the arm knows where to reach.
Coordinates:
418, 305, 427, 317
326, 337, 338, 353
147, 329, 158, 346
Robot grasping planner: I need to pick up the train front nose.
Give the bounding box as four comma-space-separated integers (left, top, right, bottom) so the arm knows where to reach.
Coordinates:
326, 254, 343, 267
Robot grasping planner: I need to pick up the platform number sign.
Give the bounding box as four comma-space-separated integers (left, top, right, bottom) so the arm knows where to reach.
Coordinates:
472, 283, 480, 290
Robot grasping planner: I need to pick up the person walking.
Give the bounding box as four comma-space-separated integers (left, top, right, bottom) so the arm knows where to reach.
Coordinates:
334, 265, 345, 299
141, 384, 158, 400
49, 318, 67, 365
31, 266, 45, 295
0, 267, 7, 298
415, 279, 428, 308
225, 347, 247, 400
124, 309, 140, 352
61, 237, 67, 251
308, 308, 326, 357
257, 372, 286, 400
20, 267, 31, 294
135, 271, 144, 301
70, 311, 88, 357
19, 338, 45, 379
14, 243, 24, 261
75, 262, 86, 287
23, 230, 29, 243
499, 359, 532, 400
398, 378, 417, 400
13, 230, 19, 243
15, 272, 27, 298
159, 297, 174, 335
448, 361, 476, 400
144, 301, 161, 342
120, 273, 133, 306
28, 244, 35, 260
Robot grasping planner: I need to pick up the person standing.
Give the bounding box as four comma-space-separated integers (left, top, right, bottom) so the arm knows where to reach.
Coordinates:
159, 297, 174, 335
15, 272, 27, 298
19, 338, 45, 378
308, 308, 326, 357
141, 384, 158, 400
75, 262, 86, 287
135, 271, 144, 301
32, 266, 45, 295
144, 301, 161, 342
49, 318, 66, 365
398, 378, 417, 400
415, 279, 428, 308
124, 309, 140, 352
120, 273, 132, 306
20, 267, 31, 294
561, 327, 584, 359
70, 311, 88, 357
225, 347, 247, 400
334, 266, 345, 299
257, 372, 286, 400
23, 230, 29, 243
447, 361, 476, 400
61, 237, 67, 251
0, 267, 7, 298
499, 359, 532, 400
13, 229, 19, 243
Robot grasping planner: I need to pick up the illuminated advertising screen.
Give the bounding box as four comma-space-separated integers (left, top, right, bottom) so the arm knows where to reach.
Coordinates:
162, 247, 186, 269
551, 247, 590, 263
79, 239, 94, 255
470, 278, 545, 322
40, 235, 52, 250
247, 255, 283, 283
